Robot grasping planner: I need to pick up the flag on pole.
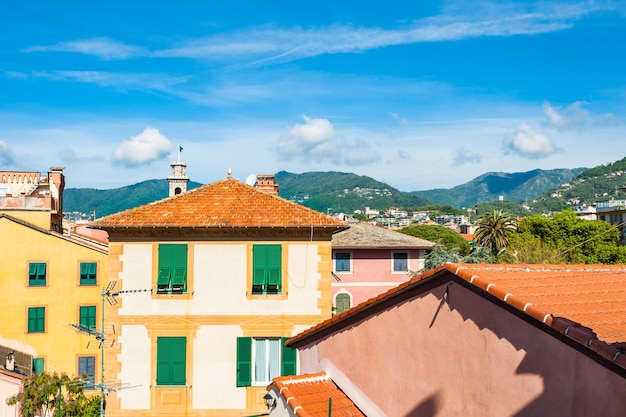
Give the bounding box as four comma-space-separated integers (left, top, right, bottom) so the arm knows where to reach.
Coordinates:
179, 145, 183, 152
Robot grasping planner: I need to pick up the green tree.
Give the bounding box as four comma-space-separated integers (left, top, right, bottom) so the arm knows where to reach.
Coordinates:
398, 224, 471, 255
511, 210, 626, 264
473, 210, 517, 257
418, 244, 463, 273
7, 372, 98, 417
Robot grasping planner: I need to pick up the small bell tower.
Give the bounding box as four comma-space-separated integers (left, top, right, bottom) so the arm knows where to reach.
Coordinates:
168, 160, 189, 197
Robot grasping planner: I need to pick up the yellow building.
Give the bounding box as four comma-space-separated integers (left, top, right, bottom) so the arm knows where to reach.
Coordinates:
91, 171, 346, 417
0, 168, 108, 385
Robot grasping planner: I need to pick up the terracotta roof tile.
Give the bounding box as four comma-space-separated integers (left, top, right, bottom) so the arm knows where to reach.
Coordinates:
270, 373, 365, 417
288, 262, 626, 372
92, 177, 347, 229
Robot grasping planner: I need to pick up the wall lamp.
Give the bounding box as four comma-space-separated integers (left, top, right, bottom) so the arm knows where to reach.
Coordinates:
263, 393, 276, 409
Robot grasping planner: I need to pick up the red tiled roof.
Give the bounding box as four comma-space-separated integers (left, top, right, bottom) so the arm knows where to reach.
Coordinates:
288, 263, 626, 371
269, 372, 365, 417
92, 177, 347, 229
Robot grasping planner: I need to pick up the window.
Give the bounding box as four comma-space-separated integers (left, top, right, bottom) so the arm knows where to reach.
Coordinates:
32, 358, 45, 375
156, 337, 186, 386
252, 244, 282, 294
392, 252, 408, 272
78, 356, 96, 388
334, 293, 351, 314
79, 306, 97, 331
157, 244, 188, 294
28, 263, 46, 286
28, 307, 45, 333
80, 262, 97, 285
334, 252, 351, 273
236, 337, 296, 387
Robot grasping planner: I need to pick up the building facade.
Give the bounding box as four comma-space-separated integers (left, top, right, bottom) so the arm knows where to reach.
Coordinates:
0, 168, 108, 388
92, 174, 345, 417
331, 222, 434, 313
287, 263, 626, 417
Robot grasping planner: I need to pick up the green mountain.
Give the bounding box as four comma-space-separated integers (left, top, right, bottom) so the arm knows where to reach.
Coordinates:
64, 158, 626, 220
64, 180, 204, 218
411, 168, 587, 209
275, 171, 431, 213
528, 156, 626, 213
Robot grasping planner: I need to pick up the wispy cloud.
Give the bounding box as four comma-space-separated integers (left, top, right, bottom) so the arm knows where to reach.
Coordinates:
543, 101, 589, 128
503, 123, 558, 159
24, 37, 147, 60
31, 71, 190, 92
453, 146, 483, 165
112, 127, 172, 167
23, 2, 605, 66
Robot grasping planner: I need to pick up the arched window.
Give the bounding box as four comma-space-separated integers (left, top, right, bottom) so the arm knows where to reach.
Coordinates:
334, 293, 351, 314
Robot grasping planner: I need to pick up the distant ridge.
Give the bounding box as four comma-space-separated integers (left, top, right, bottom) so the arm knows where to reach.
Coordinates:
411, 168, 586, 209
64, 160, 626, 219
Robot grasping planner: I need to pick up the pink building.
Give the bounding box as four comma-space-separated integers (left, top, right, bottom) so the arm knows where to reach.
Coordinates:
279, 263, 626, 417
331, 222, 434, 313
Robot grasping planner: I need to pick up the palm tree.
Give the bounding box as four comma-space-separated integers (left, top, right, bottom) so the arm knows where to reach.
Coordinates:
473, 210, 517, 257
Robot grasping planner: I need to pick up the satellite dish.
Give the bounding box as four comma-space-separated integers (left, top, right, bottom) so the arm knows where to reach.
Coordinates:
245, 173, 257, 186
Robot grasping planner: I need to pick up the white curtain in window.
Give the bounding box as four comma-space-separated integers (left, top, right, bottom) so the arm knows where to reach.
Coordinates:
254, 339, 267, 383
268, 339, 280, 381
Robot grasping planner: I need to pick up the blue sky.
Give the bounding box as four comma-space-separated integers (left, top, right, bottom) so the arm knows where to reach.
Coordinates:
1, 1, 625, 192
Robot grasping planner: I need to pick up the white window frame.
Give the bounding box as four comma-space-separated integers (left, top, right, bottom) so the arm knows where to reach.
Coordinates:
252, 338, 281, 386
391, 251, 409, 274
333, 251, 352, 274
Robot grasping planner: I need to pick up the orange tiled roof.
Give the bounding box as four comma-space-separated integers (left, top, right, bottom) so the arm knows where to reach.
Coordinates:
288, 263, 626, 371
269, 372, 365, 417
92, 177, 347, 229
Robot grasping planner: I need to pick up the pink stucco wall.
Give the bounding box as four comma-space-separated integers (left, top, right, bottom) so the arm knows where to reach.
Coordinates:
332, 248, 424, 307
300, 280, 626, 417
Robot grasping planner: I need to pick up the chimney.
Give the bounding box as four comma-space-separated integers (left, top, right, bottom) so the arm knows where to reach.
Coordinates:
255, 174, 279, 196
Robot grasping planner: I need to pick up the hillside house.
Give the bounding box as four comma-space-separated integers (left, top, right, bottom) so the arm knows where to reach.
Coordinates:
91, 172, 346, 417
273, 263, 626, 417
331, 222, 434, 313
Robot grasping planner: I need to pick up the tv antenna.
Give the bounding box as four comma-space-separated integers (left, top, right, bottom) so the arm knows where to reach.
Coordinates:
71, 281, 151, 417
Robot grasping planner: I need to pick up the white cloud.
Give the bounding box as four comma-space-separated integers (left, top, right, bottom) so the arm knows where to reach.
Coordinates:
543, 101, 589, 128
112, 127, 173, 167
277, 115, 380, 166
24, 37, 147, 60
453, 146, 483, 165
0, 140, 17, 165
503, 123, 557, 159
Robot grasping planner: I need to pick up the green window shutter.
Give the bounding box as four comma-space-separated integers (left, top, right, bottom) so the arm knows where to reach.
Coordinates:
80, 306, 97, 330
28, 307, 45, 332
252, 245, 282, 293
335, 293, 351, 314
80, 262, 97, 284
281, 337, 297, 376
252, 245, 267, 288
158, 245, 187, 292
157, 268, 171, 285
156, 337, 171, 385
236, 337, 252, 387
156, 337, 186, 385
170, 337, 186, 385
267, 245, 282, 289
32, 358, 44, 375
28, 263, 46, 286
